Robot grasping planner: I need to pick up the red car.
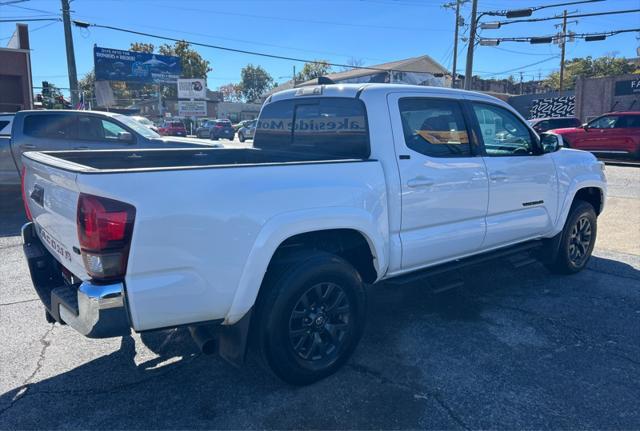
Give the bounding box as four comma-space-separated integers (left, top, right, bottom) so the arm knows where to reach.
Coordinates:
551, 112, 640, 159
158, 120, 187, 137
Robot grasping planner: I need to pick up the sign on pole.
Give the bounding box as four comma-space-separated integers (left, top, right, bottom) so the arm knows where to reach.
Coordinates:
178, 78, 206, 99
178, 100, 207, 117
94, 46, 181, 84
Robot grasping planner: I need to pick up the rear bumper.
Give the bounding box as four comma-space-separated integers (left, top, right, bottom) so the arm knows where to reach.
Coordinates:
22, 222, 130, 338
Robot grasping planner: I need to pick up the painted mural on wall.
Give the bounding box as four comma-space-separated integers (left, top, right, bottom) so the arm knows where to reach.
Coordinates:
529, 96, 575, 118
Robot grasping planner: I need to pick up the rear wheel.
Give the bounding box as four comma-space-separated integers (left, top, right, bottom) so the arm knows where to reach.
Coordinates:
209, 132, 218, 141
546, 200, 597, 274
239, 132, 245, 143
253, 251, 367, 385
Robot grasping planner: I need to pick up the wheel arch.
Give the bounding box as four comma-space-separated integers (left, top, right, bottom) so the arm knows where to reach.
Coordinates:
224, 207, 388, 324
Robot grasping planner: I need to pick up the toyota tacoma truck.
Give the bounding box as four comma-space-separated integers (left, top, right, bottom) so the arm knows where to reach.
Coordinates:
20, 84, 606, 385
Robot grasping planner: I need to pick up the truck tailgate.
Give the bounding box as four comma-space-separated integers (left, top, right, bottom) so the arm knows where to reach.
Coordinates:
22, 155, 88, 280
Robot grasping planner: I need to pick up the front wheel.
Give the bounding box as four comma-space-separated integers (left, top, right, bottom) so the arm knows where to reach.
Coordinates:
546, 200, 597, 274
238, 133, 245, 143
253, 251, 367, 385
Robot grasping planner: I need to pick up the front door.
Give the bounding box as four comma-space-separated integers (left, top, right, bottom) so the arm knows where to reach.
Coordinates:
388, 93, 489, 270
469, 101, 559, 248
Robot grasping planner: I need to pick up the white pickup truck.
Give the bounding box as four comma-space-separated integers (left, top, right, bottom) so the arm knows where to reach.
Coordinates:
21, 84, 606, 385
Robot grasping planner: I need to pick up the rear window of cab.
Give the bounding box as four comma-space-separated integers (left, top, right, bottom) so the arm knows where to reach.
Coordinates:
254, 97, 370, 160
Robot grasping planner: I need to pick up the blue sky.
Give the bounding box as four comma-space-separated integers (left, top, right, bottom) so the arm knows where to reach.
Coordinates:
2, 0, 639, 96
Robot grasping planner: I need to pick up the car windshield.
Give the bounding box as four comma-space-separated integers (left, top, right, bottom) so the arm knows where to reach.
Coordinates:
115, 114, 160, 138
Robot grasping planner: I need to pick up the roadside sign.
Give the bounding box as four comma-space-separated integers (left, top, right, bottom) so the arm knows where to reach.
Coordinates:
178, 78, 206, 99
178, 100, 207, 117
94, 46, 181, 84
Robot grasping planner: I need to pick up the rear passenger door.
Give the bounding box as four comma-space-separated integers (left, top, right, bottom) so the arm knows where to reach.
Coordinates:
388, 93, 489, 270
469, 101, 558, 248
14, 113, 77, 171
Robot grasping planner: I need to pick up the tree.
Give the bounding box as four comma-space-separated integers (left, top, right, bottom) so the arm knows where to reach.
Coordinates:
544, 55, 637, 90
340, 57, 365, 72
239, 64, 274, 102
130, 42, 154, 53
219, 83, 243, 102
296, 60, 332, 82
159, 40, 212, 79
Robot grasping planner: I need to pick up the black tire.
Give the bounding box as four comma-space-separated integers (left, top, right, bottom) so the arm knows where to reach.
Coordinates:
238, 133, 245, 143
546, 200, 597, 274
209, 132, 218, 141
253, 251, 367, 385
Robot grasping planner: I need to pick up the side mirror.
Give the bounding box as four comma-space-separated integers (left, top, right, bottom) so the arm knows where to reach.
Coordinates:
582, 123, 589, 131
541, 133, 561, 153
118, 131, 133, 142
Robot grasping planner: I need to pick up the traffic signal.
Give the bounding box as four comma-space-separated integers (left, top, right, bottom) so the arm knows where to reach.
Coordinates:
42, 81, 50, 97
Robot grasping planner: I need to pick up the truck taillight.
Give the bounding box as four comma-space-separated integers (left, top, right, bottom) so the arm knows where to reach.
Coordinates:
20, 166, 33, 221
77, 193, 135, 281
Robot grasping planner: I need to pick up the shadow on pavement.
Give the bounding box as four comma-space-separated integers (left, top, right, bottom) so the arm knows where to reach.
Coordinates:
1, 238, 639, 428
0, 188, 26, 238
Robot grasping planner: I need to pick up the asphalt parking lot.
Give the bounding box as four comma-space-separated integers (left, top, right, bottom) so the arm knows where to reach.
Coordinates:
0, 165, 638, 429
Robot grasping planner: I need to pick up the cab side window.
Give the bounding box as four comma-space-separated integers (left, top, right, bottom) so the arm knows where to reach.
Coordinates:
23, 114, 75, 139
472, 103, 536, 156
589, 115, 618, 129
398, 98, 472, 157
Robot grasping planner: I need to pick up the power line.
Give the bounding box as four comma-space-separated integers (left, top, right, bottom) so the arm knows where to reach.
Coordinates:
0, 17, 60, 22
73, 20, 448, 76
0, 19, 58, 40
481, 0, 604, 16
486, 8, 640, 27
481, 28, 640, 44
489, 46, 558, 56
150, 3, 450, 33
479, 55, 561, 76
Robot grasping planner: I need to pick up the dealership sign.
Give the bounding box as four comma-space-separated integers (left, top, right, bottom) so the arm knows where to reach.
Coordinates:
178, 78, 206, 99
178, 100, 207, 117
614, 78, 640, 96
94, 46, 181, 84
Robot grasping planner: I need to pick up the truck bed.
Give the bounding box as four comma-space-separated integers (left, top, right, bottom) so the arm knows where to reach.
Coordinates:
23, 147, 365, 173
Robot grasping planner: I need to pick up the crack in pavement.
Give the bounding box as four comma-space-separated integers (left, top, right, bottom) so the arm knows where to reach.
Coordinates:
347, 362, 471, 431
475, 300, 640, 368
0, 323, 54, 418
0, 298, 39, 307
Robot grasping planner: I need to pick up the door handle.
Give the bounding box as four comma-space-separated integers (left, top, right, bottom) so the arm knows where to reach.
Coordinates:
407, 177, 434, 188
20, 144, 36, 150
490, 172, 508, 182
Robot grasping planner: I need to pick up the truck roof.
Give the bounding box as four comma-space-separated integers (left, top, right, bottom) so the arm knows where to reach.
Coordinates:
269, 83, 503, 104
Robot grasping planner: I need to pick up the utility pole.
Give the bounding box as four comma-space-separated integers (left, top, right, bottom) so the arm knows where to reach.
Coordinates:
519, 71, 524, 94
559, 9, 568, 92
464, 0, 478, 90
61, 0, 79, 106
292, 65, 296, 88
451, 0, 461, 88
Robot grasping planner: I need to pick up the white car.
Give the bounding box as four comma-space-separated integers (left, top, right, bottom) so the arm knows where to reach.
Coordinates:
21, 84, 606, 384
129, 115, 159, 133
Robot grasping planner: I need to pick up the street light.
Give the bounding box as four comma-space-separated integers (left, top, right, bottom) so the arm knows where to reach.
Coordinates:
479, 38, 501, 46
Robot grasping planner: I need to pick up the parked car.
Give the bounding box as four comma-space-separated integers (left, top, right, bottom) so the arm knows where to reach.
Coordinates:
158, 120, 187, 137
550, 111, 640, 159
129, 115, 159, 133
20, 84, 606, 385
233, 119, 252, 132
196, 119, 235, 140
528, 116, 581, 133
0, 110, 220, 187
237, 119, 256, 142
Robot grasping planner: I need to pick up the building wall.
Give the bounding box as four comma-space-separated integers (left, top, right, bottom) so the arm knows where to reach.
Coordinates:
575, 74, 640, 122
0, 48, 32, 112
508, 90, 575, 119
